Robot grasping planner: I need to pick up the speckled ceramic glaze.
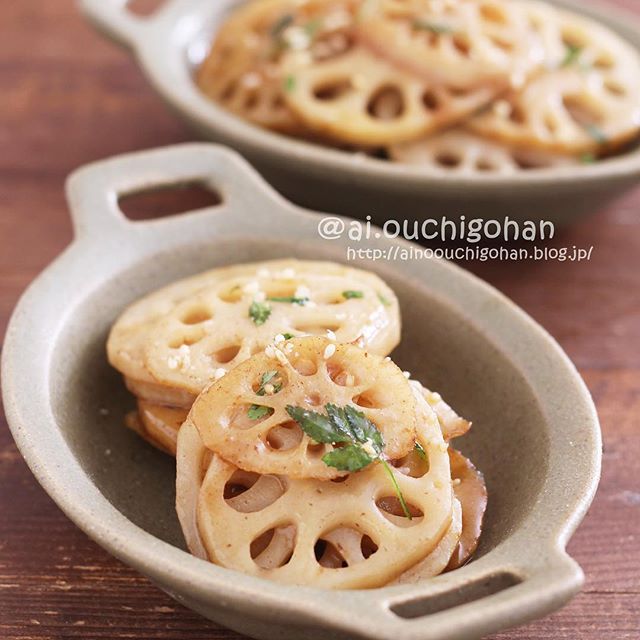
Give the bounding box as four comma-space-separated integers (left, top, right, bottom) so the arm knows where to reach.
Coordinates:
77, 0, 640, 223
2, 144, 601, 640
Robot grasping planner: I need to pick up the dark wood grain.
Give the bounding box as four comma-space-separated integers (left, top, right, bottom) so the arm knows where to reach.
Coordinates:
1, 1, 639, 638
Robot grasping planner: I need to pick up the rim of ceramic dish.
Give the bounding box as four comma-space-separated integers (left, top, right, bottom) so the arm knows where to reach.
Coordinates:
2, 144, 601, 639
76, 0, 640, 193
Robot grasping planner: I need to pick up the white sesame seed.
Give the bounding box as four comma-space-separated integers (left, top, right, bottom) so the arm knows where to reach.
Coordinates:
326, 330, 336, 341
452, 478, 462, 486
167, 357, 179, 370
295, 285, 311, 299
265, 345, 276, 358
274, 334, 285, 344
264, 383, 275, 395
403, 371, 411, 379
384, 356, 391, 362
323, 344, 336, 359
274, 348, 289, 365
213, 368, 226, 380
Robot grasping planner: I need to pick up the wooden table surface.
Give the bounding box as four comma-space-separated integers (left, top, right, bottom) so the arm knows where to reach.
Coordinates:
1, 1, 639, 638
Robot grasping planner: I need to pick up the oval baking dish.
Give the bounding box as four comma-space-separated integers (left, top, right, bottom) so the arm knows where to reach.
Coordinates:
2, 144, 601, 640
78, 0, 640, 224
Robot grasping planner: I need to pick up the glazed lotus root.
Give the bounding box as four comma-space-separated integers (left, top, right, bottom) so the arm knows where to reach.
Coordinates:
107, 260, 400, 402
177, 389, 453, 589
356, 0, 544, 90
469, 5, 640, 154
282, 46, 495, 146
196, 0, 360, 134
389, 129, 579, 173
187, 336, 417, 479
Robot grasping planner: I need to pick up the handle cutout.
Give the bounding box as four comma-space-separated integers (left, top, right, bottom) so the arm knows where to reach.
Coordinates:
390, 572, 522, 619
126, 0, 166, 17
118, 181, 222, 221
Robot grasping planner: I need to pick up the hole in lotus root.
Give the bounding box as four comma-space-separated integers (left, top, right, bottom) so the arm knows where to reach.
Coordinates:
294, 321, 342, 335
543, 113, 558, 135
313, 78, 352, 101
436, 152, 462, 168
367, 85, 405, 121
251, 369, 287, 394
391, 446, 430, 478
422, 90, 441, 111
563, 95, 603, 128
361, 535, 379, 559
225, 403, 273, 430
452, 34, 472, 57
220, 80, 238, 102
605, 80, 626, 97
266, 421, 304, 451
292, 357, 318, 376
312, 32, 354, 62
263, 282, 297, 298
308, 442, 327, 458
305, 391, 322, 406
489, 35, 514, 52
479, 3, 508, 24
181, 306, 212, 325
218, 284, 243, 303
513, 153, 548, 170
225, 472, 287, 513
213, 344, 241, 364
327, 363, 357, 387
168, 328, 206, 348
353, 388, 389, 409
314, 539, 347, 568
509, 104, 526, 124
594, 56, 615, 70
250, 524, 296, 569
377, 496, 424, 525
476, 159, 496, 171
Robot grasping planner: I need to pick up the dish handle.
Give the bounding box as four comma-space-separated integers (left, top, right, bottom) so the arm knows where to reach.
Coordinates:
369, 547, 584, 639
65, 143, 288, 241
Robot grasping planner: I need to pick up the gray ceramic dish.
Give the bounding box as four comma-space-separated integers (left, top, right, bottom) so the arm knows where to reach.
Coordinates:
2, 144, 601, 640
78, 0, 640, 223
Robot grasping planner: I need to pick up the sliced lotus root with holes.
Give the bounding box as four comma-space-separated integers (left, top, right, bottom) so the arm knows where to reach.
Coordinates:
177, 390, 453, 588
281, 46, 496, 146
357, 0, 544, 91
390, 498, 462, 584
139, 260, 399, 396
107, 260, 400, 398
446, 448, 487, 570
388, 129, 580, 173
197, 0, 360, 134
128, 401, 188, 456
469, 7, 640, 154
413, 381, 471, 441
188, 336, 416, 479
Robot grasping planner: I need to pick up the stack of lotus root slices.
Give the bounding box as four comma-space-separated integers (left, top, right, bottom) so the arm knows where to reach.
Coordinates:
108, 259, 487, 588
197, 0, 640, 172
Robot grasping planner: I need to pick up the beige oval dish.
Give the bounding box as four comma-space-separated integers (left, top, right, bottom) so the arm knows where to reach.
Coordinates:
2, 144, 601, 640
77, 0, 640, 224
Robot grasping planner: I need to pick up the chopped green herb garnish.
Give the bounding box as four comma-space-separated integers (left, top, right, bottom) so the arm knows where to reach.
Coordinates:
255, 370, 283, 396
585, 124, 608, 145
580, 152, 597, 164
286, 403, 412, 518
412, 19, 454, 34
342, 290, 364, 299
282, 332, 295, 340
304, 18, 323, 37
271, 13, 294, 38
414, 441, 427, 461
284, 74, 296, 92
377, 292, 391, 307
267, 295, 308, 305
249, 301, 271, 325
561, 43, 582, 67
247, 404, 272, 421
248, 371, 283, 419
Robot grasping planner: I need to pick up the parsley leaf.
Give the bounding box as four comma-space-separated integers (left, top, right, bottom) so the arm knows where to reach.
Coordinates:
377, 292, 391, 307
414, 441, 427, 461
286, 403, 411, 518
247, 404, 272, 421
249, 301, 271, 325
585, 124, 608, 145
281, 332, 295, 340
267, 295, 308, 305
322, 444, 375, 471
412, 19, 454, 34
256, 370, 282, 396
561, 43, 582, 67
342, 290, 364, 299
284, 75, 296, 93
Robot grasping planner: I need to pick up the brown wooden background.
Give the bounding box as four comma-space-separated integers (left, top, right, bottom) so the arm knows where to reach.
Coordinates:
1, 1, 639, 638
